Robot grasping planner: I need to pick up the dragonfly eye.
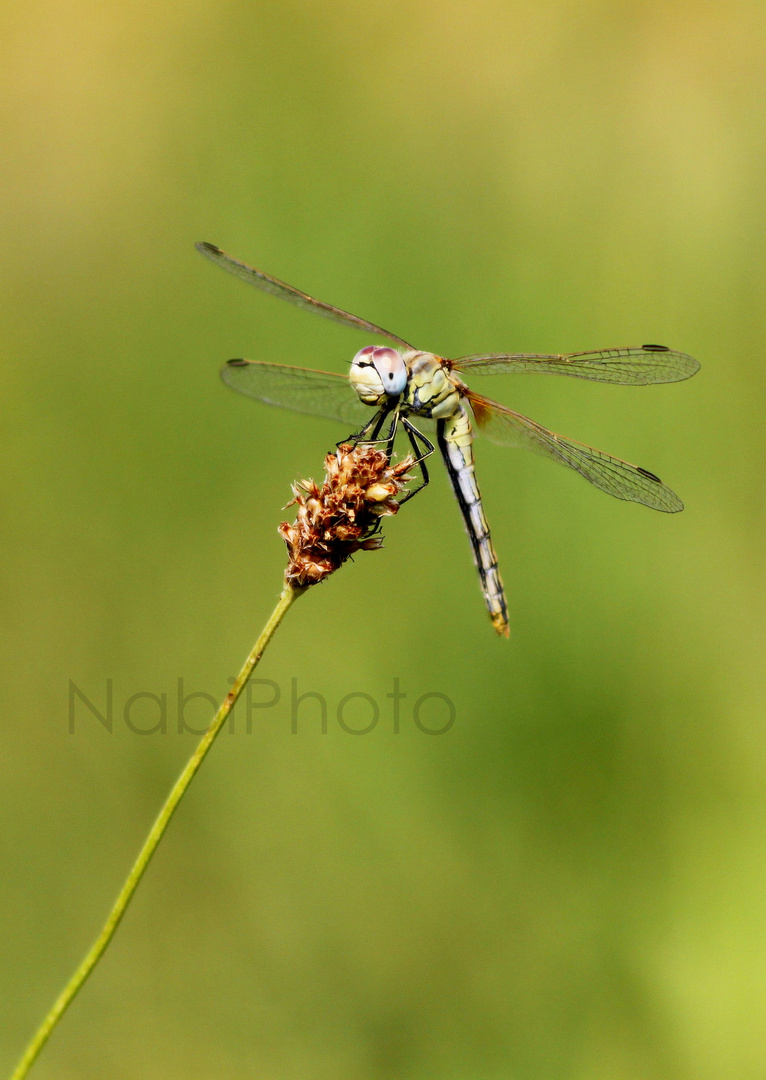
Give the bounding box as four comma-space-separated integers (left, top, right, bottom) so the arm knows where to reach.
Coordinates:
370, 347, 407, 396
350, 346, 406, 403
352, 346, 376, 366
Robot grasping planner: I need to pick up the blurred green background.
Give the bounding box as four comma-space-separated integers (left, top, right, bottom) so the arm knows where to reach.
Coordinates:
2, 1, 764, 1077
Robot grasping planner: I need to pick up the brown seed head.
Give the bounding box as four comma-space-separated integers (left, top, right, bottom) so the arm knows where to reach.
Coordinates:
279, 443, 415, 587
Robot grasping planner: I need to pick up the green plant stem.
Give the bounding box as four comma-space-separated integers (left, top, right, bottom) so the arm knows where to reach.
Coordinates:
9, 581, 305, 1080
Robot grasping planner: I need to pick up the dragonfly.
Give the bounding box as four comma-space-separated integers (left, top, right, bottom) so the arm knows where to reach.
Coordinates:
197, 241, 699, 637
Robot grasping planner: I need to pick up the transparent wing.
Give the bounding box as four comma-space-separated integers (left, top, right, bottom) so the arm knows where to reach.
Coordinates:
197, 242, 414, 349
467, 390, 683, 512
453, 345, 699, 385
221, 359, 372, 427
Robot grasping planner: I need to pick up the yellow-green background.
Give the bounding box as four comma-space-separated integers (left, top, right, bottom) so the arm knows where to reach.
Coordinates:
2, 2, 764, 1077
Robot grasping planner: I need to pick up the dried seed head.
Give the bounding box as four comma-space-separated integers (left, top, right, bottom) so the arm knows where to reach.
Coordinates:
279, 443, 415, 587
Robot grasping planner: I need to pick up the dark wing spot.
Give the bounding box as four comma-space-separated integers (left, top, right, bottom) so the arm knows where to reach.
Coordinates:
642, 344, 670, 352
227, 358, 249, 367
637, 466, 662, 483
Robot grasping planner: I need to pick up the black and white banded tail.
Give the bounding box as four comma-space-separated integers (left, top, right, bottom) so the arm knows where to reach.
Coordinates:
437, 405, 509, 637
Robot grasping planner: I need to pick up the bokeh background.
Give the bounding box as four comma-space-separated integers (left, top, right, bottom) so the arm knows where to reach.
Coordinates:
2, 1, 765, 1077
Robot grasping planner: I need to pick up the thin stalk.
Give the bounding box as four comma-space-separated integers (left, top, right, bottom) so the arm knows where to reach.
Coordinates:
9, 581, 304, 1080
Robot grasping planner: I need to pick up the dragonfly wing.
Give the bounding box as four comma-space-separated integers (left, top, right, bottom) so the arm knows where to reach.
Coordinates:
467, 390, 684, 512
221, 359, 372, 427
453, 345, 699, 384
197, 242, 414, 349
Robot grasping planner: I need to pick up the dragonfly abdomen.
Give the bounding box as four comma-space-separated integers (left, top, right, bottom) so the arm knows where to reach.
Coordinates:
437, 405, 509, 637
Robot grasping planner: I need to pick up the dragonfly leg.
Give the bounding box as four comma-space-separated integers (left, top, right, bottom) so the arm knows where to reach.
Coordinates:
341, 402, 401, 453
338, 409, 383, 448
380, 408, 400, 459
397, 417, 435, 505
339, 403, 432, 504
368, 401, 398, 444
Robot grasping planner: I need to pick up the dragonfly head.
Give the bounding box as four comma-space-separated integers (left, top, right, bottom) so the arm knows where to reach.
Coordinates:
350, 346, 407, 403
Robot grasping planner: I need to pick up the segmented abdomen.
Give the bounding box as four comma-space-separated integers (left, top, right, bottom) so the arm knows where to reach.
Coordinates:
437, 404, 509, 637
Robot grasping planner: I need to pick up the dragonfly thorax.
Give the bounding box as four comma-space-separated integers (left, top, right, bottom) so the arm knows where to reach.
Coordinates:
349, 346, 408, 404
403, 351, 462, 420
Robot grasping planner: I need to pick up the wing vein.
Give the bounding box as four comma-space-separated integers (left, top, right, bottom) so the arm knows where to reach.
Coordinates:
197, 242, 414, 349
454, 345, 699, 385
467, 390, 683, 512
